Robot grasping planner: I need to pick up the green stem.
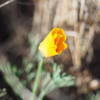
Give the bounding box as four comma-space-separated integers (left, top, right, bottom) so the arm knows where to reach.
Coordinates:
39, 80, 56, 100
39, 91, 46, 100
32, 58, 44, 98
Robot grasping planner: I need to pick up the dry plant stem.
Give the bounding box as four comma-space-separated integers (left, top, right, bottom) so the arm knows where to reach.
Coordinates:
32, 58, 44, 99
0, 0, 36, 9
74, 22, 85, 69
74, 35, 81, 69
73, 0, 86, 70
0, 0, 15, 8
74, 0, 86, 69
67, 31, 81, 70
82, 25, 95, 57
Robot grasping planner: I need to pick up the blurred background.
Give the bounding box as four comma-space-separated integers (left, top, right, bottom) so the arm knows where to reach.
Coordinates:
0, 0, 100, 100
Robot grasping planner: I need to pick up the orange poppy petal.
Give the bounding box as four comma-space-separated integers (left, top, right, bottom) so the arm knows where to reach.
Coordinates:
39, 28, 68, 57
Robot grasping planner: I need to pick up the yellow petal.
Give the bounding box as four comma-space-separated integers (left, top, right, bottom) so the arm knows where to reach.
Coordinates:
39, 28, 68, 57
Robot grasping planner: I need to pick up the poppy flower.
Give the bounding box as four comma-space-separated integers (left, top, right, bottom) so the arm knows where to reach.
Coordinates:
39, 28, 68, 57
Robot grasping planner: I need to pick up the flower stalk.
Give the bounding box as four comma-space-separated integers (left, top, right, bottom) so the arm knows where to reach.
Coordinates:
32, 58, 44, 99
